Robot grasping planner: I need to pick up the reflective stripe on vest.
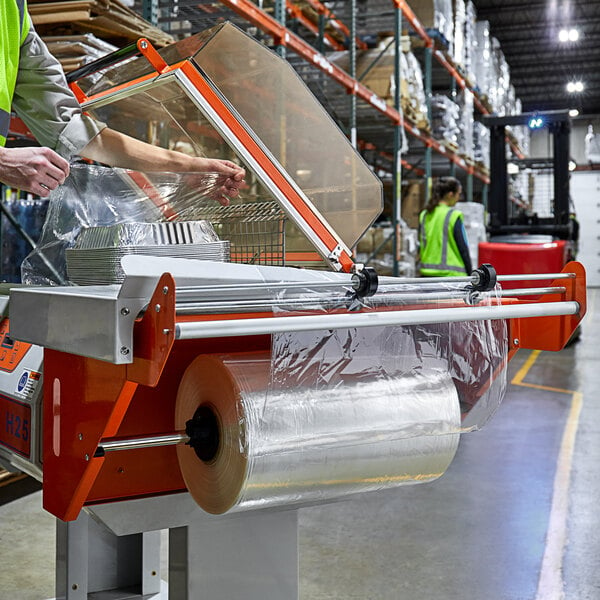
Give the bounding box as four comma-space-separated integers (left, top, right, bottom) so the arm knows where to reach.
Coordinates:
0, 0, 31, 145
419, 205, 465, 275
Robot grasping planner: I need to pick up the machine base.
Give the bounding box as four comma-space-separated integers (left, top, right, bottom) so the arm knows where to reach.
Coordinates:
50, 494, 299, 599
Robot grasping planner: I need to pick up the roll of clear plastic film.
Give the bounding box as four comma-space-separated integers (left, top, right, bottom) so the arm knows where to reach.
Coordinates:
175, 352, 461, 515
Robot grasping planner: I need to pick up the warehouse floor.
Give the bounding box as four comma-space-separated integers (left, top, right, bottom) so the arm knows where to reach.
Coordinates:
0, 289, 597, 600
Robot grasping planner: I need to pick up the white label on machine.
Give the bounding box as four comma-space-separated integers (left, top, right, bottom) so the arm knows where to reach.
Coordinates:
14, 369, 41, 400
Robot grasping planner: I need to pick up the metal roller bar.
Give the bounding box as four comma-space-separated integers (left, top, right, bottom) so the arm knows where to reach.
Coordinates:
500, 287, 567, 297
497, 273, 575, 281
96, 433, 189, 456
175, 301, 580, 340
175, 291, 481, 315
174, 286, 568, 315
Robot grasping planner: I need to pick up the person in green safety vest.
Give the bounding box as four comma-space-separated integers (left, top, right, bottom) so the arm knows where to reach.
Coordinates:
418, 176, 472, 277
0, 0, 245, 202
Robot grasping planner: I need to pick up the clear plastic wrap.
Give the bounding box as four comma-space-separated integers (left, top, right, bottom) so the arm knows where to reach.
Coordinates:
174, 275, 507, 514
176, 352, 461, 514
269, 279, 508, 434
21, 163, 235, 286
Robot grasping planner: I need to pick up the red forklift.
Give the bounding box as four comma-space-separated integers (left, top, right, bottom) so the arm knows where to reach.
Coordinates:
478, 110, 577, 291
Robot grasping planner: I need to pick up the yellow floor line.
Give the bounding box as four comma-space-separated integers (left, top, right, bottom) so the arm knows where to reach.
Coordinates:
514, 288, 596, 600
535, 391, 583, 600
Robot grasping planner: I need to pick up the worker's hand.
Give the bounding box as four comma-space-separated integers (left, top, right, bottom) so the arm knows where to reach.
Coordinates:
191, 158, 246, 206
0, 146, 70, 197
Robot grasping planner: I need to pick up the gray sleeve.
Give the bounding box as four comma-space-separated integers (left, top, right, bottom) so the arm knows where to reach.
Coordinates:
13, 27, 106, 158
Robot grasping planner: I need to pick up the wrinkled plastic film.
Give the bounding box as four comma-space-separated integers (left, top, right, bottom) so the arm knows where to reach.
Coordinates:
175, 353, 461, 515
269, 280, 508, 433
21, 164, 231, 285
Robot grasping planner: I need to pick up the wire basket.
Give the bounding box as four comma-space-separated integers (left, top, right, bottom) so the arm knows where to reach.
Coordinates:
183, 201, 286, 266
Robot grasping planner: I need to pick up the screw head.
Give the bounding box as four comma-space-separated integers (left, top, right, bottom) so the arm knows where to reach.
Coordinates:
120, 307, 130, 316
155, 304, 161, 313
78, 433, 83, 441
513, 338, 520, 346
84, 454, 89, 461
120, 346, 130, 355
163, 286, 169, 295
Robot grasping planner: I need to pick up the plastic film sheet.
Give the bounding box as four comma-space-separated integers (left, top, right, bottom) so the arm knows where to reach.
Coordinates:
175, 352, 461, 515
21, 163, 232, 286
269, 278, 508, 433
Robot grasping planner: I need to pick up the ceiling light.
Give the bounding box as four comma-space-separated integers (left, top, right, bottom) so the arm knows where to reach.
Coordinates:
569, 109, 579, 117
566, 81, 584, 93
559, 28, 580, 42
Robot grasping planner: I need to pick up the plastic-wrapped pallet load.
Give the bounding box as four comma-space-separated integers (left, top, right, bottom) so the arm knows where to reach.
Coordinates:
490, 38, 511, 116
473, 21, 492, 102
452, 0, 466, 69
456, 201, 486, 267
431, 94, 461, 147
585, 125, 600, 164
463, 1, 477, 83
330, 40, 428, 127
457, 89, 474, 158
473, 121, 490, 169
409, 0, 454, 51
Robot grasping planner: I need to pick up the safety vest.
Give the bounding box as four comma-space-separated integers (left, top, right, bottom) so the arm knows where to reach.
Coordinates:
0, 0, 30, 146
419, 204, 466, 277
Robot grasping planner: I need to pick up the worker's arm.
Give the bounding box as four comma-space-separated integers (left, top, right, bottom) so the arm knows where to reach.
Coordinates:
80, 129, 245, 205
7, 25, 245, 202
453, 218, 472, 274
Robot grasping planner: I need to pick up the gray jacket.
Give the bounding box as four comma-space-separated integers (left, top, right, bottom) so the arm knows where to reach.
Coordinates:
13, 26, 106, 157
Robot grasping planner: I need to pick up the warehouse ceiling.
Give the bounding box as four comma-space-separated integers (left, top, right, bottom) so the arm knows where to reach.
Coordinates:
471, 0, 600, 116
153, 1, 600, 116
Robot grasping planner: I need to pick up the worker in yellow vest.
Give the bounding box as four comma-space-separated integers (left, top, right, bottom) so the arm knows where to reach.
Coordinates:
0, 0, 244, 200
418, 176, 472, 276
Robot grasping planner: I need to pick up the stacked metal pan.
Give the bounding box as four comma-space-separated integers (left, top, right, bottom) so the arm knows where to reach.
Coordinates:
66, 221, 230, 285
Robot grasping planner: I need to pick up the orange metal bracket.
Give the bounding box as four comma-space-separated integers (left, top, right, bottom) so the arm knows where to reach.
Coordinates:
509, 261, 586, 352
127, 273, 176, 387
137, 38, 170, 74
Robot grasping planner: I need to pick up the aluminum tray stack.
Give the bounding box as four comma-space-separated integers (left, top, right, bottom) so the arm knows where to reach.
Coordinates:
66, 221, 230, 285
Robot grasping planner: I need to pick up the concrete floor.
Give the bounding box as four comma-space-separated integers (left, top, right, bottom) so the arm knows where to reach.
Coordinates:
0, 289, 598, 599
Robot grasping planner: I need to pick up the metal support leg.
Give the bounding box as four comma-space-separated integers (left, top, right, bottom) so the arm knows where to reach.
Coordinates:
55, 511, 162, 599
169, 509, 299, 600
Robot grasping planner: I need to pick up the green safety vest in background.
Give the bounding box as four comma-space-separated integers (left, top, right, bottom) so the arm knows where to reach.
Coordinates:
0, 0, 31, 146
419, 204, 466, 277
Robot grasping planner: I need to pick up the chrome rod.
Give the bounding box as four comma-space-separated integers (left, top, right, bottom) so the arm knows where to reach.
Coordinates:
97, 433, 189, 454
175, 301, 580, 340
497, 272, 575, 282
176, 280, 351, 293
174, 290, 481, 315
500, 287, 566, 297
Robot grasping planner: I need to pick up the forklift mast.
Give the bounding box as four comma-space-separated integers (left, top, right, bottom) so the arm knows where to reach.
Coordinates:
483, 110, 572, 239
